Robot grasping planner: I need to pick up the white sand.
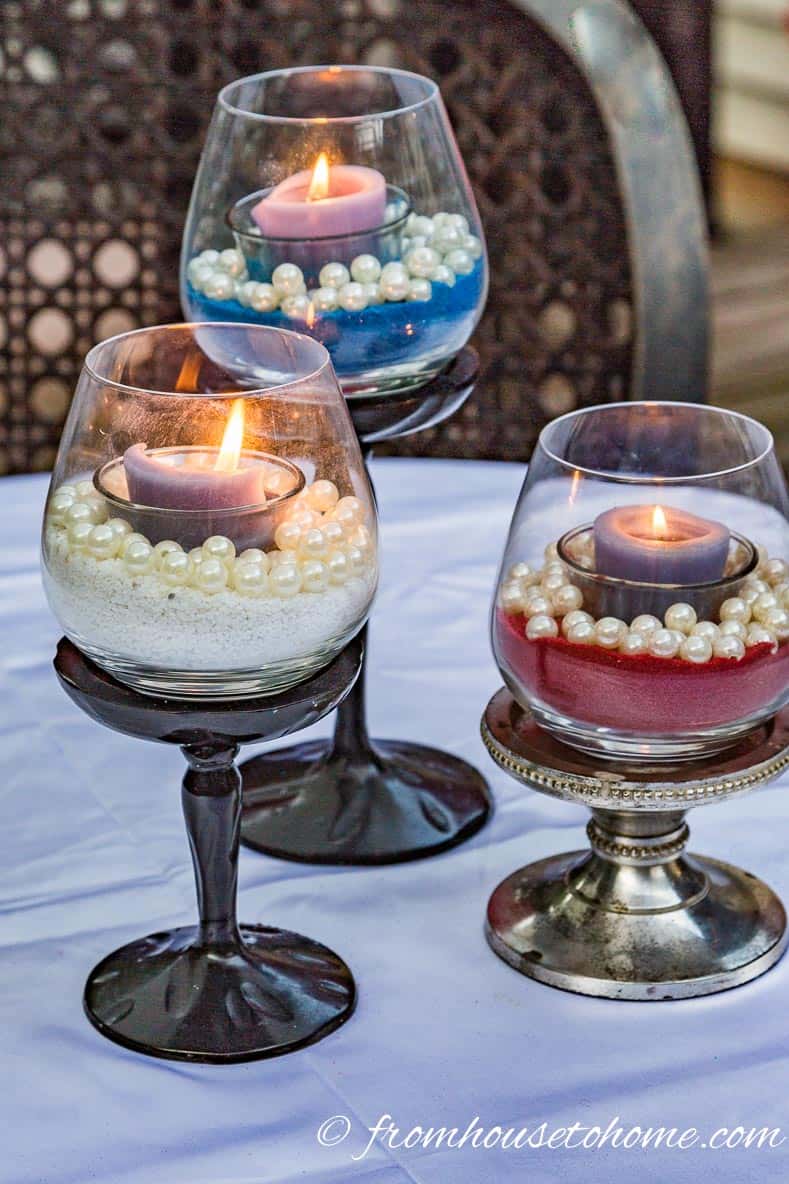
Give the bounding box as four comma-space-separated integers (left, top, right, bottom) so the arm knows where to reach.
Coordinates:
44, 524, 376, 673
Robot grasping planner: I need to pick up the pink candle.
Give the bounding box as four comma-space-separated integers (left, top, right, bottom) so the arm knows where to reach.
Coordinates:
252, 154, 387, 240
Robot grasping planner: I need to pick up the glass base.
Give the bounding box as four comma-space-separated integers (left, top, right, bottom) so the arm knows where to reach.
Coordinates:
240, 737, 492, 865
528, 698, 778, 762
84, 924, 356, 1063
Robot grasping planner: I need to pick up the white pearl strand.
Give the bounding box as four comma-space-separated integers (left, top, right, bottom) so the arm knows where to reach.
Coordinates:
500, 548, 789, 662
48, 479, 375, 599
186, 210, 483, 316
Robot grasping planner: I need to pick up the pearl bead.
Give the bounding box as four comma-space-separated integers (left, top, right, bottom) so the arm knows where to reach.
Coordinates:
217, 248, 246, 278
595, 617, 627, 649
431, 264, 456, 287
462, 233, 483, 259
190, 263, 215, 292
719, 597, 751, 625
762, 607, 789, 641
442, 248, 474, 275
187, 256, 211, 286
232, 561, 268, 597
526, 613, 559, 640
776, 582, 789, 608
75, 480, 95, 498
269, 549, 297, 568
249, 283, 279, 313
288, 508, 320, 532
680, 635, 713, 664
407, 278, 432, 302
298, 528, 329, 560
544, 542, 559, 562
664, 602, 697, 633
327, 549, 350, 584
123, 539, 156, 575
300, 559, 329, 593
719, 619, 747, 641
86, 523, 120, 560
508, 561, 537, 586
363, 282, 384, 305
271, 263, 305, 296
431, 225, 463, 254
379, 262, 410, 302
350, 254, 382, 284
765, 558, 788, 586
619, 631, 650, 656
188, 547, 205, 568
630, 614, 662, 637
203, 272, 236, 302
407, 235, 427, 251
160, 550, 193, 586
120, 532, 150, 556
405, 246, 440, 278
691, 620, 720, 641
337, 281, 368, 312
552, 584, 584, 615
713, 635, 745, 660
742, 578, 769, 602
195, 556, 228, 594
408, 215, 434, 238
648, 628, 682, 658
237, 548, 271, 571
270, 563, 302, 597
345, 545, 367, 577
500, 583, 525, 614
747, 623, 778, 649
305, 480, 338, 513
753, 592, 779, 622
541, 571, 566, 596
49, 490, 77, 524
67, 521, 94, 548
319, 262, 350, 290
200, 250, 220, 265
65, 500, 104, 528
567, 620, 597, 645
524, 595, 553, 619
281, 294, 311, 318
274, 521, 302, 552
445, 213, 470, 233
322, 520, 345, 548
561, 609, 593, 637
202, 535, 236, 563
333, 496, 364, 528
153, 539, 182, 564
311, 286, 339, 312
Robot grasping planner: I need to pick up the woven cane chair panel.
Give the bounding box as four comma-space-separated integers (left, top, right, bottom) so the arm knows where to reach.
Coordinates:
0, 0, 633, 472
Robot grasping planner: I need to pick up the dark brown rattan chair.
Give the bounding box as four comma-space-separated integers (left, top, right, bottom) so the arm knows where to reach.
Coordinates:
0, 0, 708, 473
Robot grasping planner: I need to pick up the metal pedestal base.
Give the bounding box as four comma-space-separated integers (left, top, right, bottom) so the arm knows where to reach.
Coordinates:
482, 691, 789, 1001
85, 924, 355, 1063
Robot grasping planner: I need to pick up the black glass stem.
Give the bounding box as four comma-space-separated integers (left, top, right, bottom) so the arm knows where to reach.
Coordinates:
240, 346, 492, 865
54, 636, 362, 1063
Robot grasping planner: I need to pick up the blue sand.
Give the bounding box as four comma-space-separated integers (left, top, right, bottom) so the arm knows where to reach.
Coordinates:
185, 263, 485, 377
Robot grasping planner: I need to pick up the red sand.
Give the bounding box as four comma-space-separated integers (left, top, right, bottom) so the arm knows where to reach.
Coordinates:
494, 608, 789, 733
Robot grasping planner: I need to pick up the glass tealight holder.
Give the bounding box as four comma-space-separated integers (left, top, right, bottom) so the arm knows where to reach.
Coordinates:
492, 403, 789, 761
181, 65, 488, 396
42, 323, 378, 699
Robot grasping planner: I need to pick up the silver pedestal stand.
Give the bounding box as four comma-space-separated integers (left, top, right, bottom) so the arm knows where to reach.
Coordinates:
482, 692, 789, 1001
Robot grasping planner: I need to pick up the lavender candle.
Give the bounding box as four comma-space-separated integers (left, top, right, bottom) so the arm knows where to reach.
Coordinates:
252, 154, 387, 240
594, 505, 730, 586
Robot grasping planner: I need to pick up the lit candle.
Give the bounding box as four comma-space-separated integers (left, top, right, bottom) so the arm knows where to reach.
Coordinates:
594, 505, 730, 585
252, 153, 387, 240
108, 399, 302, 549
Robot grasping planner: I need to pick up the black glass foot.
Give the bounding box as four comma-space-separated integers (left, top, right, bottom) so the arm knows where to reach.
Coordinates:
85, 924, 356, 1063
241, 736, 492, 865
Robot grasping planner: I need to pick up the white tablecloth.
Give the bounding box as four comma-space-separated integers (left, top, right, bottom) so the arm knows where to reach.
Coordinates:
2, 459, 788, 1184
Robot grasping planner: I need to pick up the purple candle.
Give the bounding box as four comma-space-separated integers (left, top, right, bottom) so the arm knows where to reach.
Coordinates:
252, 154, 387, 240
594, 505, 730, 585
123, 444, 269, 511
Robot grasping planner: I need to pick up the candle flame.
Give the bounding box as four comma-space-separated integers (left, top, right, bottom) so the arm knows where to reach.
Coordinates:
175, 350, 202, 393
214, 398, 245, 473
568, 469, 582, 506
307, 152, 331, 202
652, 505, 668, 538
305, 300, 316, 330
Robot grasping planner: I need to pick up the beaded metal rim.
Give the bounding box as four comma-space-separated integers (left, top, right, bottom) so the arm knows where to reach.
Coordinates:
481, 692, 789, 812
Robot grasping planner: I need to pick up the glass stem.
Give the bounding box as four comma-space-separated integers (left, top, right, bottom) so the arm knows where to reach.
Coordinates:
181, 742, 242, 948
